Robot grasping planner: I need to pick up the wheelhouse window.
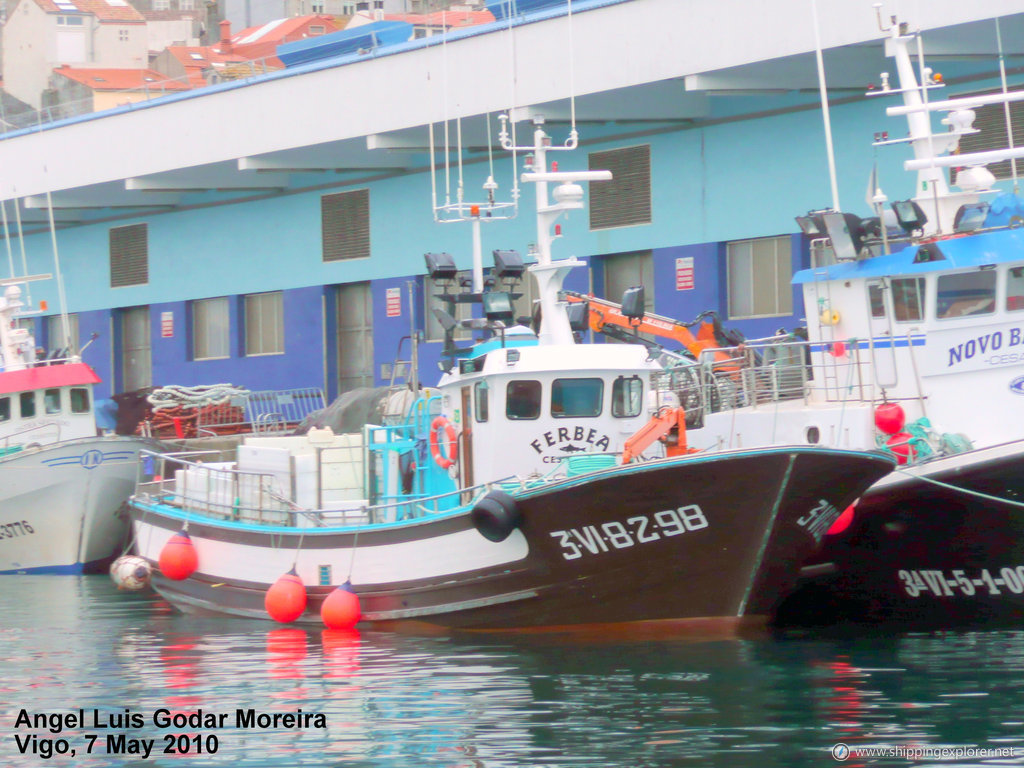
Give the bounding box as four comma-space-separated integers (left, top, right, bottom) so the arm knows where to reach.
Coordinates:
193, 297, 230, 360
551, 378, 603, 418
0, 397, 9, 422
891, 277, 926, 322
70, 388, 90, 414
474, 380, 489, 423
244, 292, 284, 356
20, 392, 36, 419
612, 375, 643, 418
506, 380, 541, 420
1007, 267, 1024, 312
44, 389, 61, 414
936, 271, 996, 319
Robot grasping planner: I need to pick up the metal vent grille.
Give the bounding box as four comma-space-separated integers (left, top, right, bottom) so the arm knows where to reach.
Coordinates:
109, 223, 148, 287
589, 145, 652, 230
953, 90, 1024, 183
322, 189, 370, 262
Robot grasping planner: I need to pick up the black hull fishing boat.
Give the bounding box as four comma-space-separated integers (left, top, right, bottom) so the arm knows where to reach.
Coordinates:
130, 446, 891, 631
123, 114, 893, 633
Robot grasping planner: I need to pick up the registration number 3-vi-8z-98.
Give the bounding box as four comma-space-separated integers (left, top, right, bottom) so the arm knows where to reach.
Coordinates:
549, 505, 709, 560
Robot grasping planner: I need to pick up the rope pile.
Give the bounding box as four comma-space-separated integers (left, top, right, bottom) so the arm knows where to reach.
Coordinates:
137, 384, 250, 439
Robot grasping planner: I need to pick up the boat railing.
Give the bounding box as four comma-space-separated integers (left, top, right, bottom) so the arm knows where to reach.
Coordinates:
133, 448, 514, 529
656, 336, 871, 422
191, 387, 326, 437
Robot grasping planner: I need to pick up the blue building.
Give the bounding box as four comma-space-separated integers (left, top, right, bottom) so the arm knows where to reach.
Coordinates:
1, 0, 1022, 401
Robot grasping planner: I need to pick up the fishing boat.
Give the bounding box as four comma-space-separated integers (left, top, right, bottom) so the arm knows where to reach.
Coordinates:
0, 276, 158, 574
124, 118, 893, 632
592, 17, 1024, 629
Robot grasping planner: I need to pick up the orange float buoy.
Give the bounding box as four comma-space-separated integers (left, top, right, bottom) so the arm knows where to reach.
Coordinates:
827, 503, 856, 536
321, 583, 361, 629
158, 529, 198, 581
885, 431, 914, 465
874, 402, 906, 435
265, 568, 307, 623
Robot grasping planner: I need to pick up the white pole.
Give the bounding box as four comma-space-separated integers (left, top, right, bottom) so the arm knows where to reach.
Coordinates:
812, 0, 841, 212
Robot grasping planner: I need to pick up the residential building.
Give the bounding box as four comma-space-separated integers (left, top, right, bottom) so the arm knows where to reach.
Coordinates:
2, 0, 148, 108
48, 65, 190, 117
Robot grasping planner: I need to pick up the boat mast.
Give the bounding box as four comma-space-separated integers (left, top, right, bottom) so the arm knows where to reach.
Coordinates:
499, 115, 610, 346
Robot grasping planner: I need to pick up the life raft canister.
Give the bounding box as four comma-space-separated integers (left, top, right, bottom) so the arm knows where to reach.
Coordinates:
472, 490, 522, 542
429, 416, 458, 470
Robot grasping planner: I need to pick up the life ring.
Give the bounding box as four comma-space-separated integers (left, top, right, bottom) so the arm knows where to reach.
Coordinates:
429, 416, 458, 470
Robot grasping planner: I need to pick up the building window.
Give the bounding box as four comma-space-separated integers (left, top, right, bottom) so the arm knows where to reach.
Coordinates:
0, 397, 9, 422
70, 388, 90, 413
322, 189, 370, 262
551, 378, 603, 418
244, 292, 284, 356
179, 0, 194, 7
57, 15, 84, 24
47, 313, 79, 355
153, 0, 169, 8
953, 90, 1024, 183
118, 28, 129, 41
309, 23, 325, 33
589, 145, 651, 230
891, 277, 925, 322
936, 271, 996, 319
506, 380, 541, 420
193, 297, 230, 360
20, 392, 36, 419
44, 389, 62, 414
611, 375, 643, 418
727, 236, 793, 319
110, 223, 148, 287
424, 272, 472, 342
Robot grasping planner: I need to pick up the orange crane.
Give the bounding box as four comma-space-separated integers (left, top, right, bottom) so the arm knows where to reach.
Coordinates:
620, 406, 691, 464
563, 289, 739, 364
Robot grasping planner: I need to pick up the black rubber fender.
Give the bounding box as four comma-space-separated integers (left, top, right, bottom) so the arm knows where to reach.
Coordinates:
471, 490, 522, 542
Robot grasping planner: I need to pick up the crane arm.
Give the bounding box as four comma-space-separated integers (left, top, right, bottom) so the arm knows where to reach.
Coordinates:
620, 407, 689, 464
564, 291, 733, 363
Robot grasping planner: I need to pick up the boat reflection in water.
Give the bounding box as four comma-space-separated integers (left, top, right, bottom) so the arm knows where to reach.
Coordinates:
4, 576, 1024, 766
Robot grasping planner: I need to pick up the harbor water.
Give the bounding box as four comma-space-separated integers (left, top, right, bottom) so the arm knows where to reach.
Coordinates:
3, 576, 1024, 767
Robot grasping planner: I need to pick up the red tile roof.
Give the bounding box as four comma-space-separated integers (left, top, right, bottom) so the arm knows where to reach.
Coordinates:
222, 15, 345, 60
35, 0, 144, 23
163, 45, 261, 87
53, 67, 191, 91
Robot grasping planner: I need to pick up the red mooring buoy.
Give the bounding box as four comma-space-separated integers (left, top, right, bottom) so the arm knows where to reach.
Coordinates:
886, 431, 914, 465
321, 584, 361, 630
265, 569, 307, 623
874, 402, 906, 436
158, 530, 198, 581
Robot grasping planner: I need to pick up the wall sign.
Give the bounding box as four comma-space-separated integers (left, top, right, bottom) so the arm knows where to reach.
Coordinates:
675, 257, 694, 291
385, 287, 401, 318
160, 311, 174, 338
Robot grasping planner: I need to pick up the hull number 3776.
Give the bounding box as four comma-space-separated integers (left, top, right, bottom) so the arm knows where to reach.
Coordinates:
550, 505, 709, 560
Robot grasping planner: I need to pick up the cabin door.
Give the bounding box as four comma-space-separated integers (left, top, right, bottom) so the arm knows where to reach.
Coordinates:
460, 386, 474, 487
336, 282, 374, 396
866, 279, 898, 388
120, 306, 151, 392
